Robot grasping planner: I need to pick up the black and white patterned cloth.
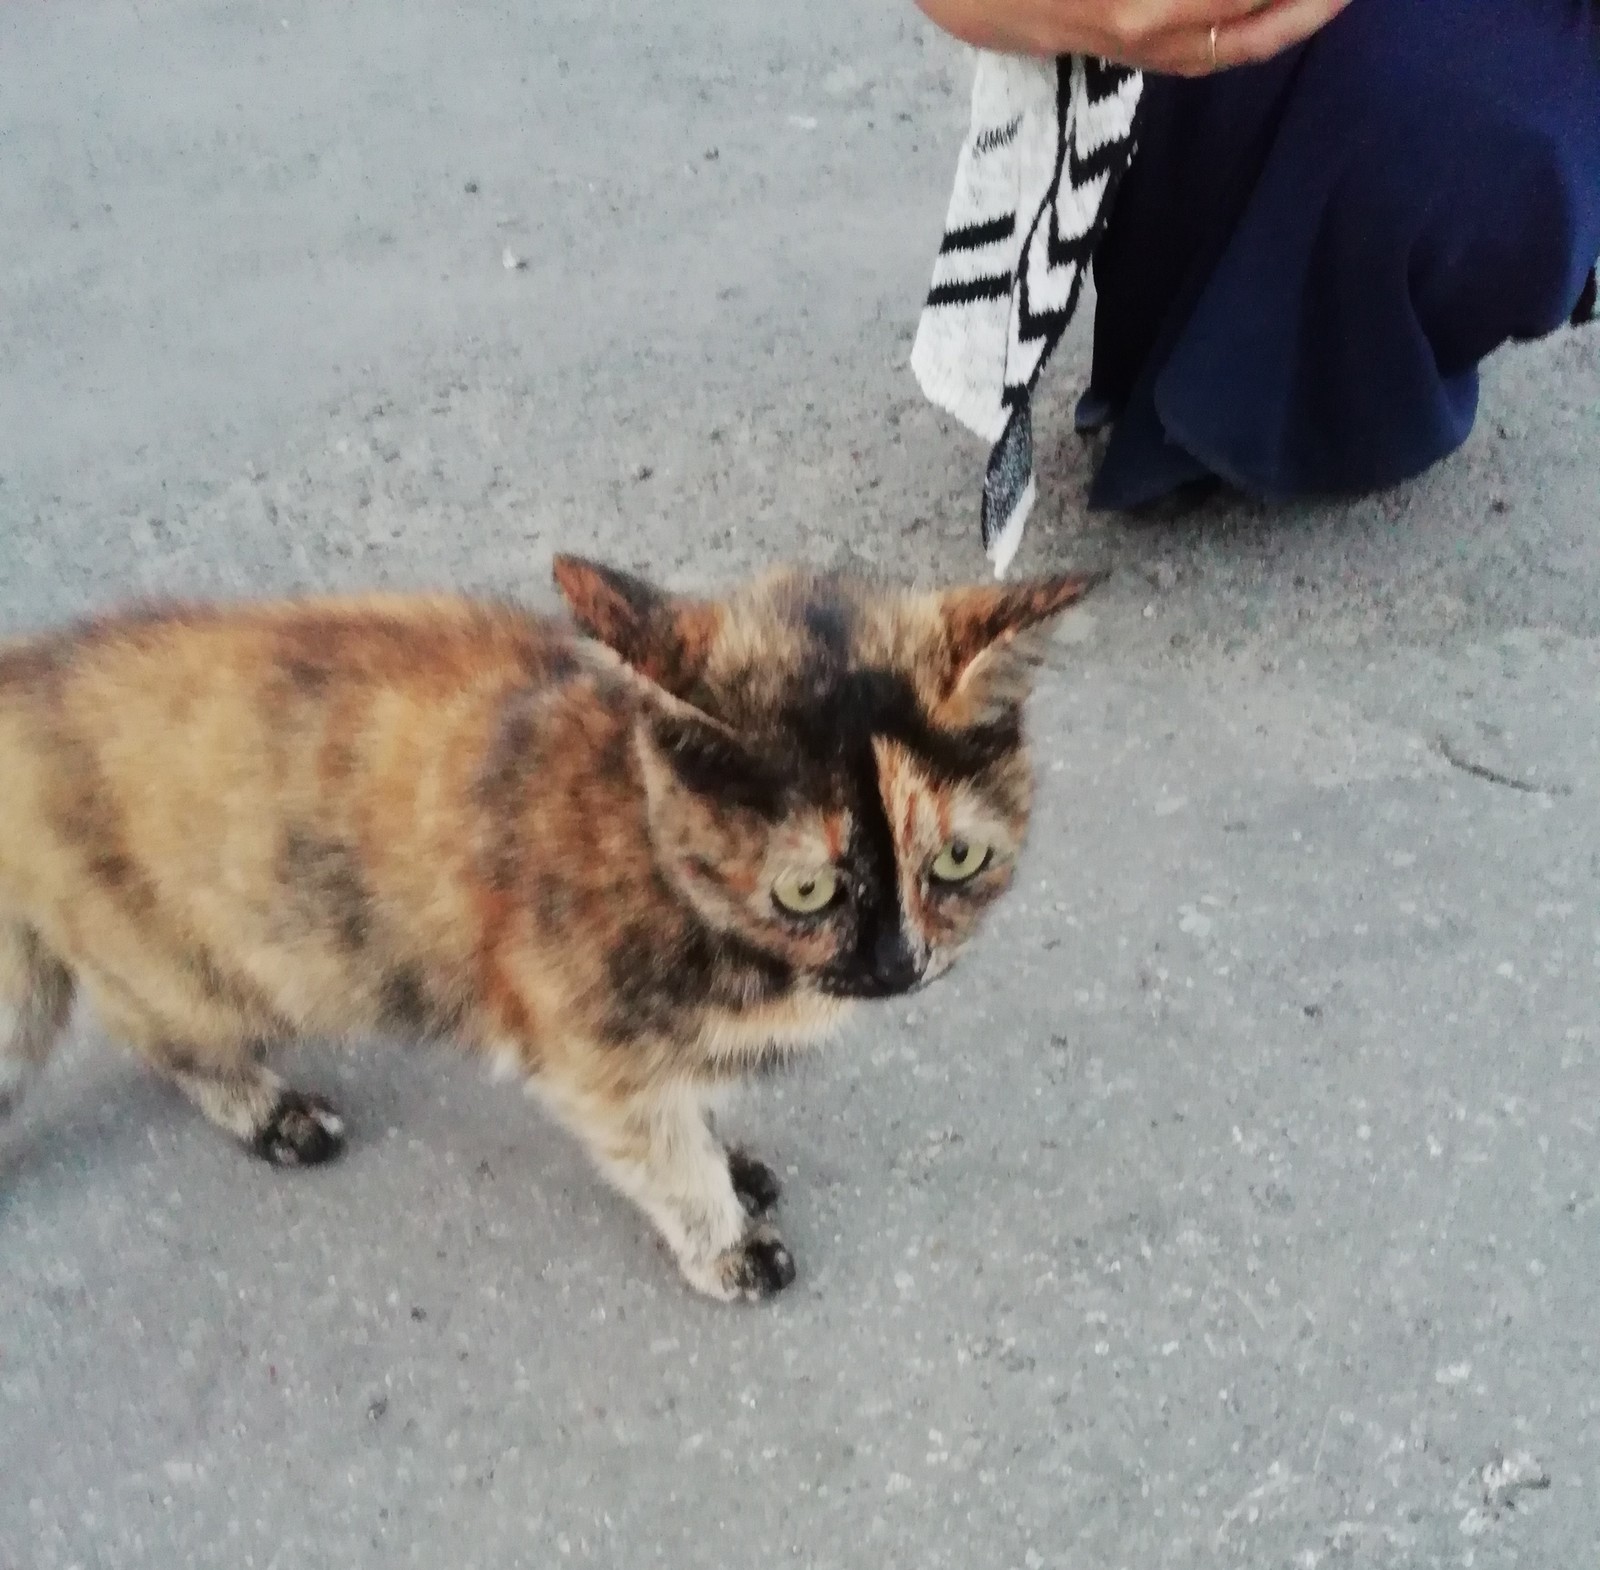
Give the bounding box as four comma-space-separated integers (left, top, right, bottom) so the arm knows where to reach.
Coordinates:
912, 54, 1142, 577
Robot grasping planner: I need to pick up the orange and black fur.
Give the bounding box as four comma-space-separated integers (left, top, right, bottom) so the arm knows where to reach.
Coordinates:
0, 556, 1095, 1300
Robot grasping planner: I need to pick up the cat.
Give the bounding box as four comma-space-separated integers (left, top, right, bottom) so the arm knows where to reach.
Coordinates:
0, 554, 1097, 1300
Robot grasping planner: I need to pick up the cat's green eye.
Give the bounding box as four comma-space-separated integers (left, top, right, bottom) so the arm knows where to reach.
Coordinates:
772, 867, 841, 917
929, 836, 993, 886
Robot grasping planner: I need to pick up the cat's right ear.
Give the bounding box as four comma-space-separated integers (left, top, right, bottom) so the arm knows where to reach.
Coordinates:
552, 555, 722, 697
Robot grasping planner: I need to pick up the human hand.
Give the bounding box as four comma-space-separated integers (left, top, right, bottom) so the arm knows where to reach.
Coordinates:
915, 0, 1351, 75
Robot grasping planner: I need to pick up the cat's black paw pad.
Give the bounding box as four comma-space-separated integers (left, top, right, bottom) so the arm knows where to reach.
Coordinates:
728, 1226, 797, 1301
253, 1091, 346, 1167
728, 1149, 782, 1217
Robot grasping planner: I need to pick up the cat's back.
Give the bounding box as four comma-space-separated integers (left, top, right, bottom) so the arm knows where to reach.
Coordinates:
0, 592, 579, 707
0, 593, 588, 735
0, 594, 596, 910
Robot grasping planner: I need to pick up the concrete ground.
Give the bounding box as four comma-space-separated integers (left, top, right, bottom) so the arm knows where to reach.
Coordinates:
2, 3, 1597, 1567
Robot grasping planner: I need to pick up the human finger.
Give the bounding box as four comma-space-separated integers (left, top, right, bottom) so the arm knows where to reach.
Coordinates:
1209, 0, 1350, 68
1145, 0, 1314, 31
1133, 0, 1346, 75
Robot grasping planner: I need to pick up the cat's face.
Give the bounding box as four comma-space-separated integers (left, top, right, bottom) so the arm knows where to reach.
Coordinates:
554, 557, 1098, 1002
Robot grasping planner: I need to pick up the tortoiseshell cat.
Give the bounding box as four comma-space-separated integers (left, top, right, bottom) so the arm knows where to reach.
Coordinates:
0, 556, 1095, 1300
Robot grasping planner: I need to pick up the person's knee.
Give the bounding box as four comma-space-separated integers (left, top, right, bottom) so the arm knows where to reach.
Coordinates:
1324, 107, 1584, 366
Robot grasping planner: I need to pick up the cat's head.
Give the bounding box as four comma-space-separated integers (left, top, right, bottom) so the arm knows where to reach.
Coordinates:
553, 555, 1099, 1001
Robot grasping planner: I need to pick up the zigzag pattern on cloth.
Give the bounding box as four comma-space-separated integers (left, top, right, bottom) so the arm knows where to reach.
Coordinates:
1004, 58, 1143, 413
912, 56, 1141, 575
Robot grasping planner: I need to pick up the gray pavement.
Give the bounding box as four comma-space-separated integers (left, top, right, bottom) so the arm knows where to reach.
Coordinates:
2, 4, 1597, 1567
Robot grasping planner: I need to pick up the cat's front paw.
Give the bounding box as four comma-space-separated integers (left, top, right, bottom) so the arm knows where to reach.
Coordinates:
727, 1148, 782, 1217
724, 1225, 797, 1301
683, 1224, 797, 1303
251, 1090, 346, 1167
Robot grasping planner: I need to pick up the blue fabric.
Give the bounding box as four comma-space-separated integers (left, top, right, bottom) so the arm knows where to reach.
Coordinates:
1082, 0, 1600, 511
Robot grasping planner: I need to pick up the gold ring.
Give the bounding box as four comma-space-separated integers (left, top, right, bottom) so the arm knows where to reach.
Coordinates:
1209, 24, 1219, 69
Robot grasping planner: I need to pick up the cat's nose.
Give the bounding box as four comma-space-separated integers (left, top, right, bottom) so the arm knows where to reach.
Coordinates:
871, 926, 923, 994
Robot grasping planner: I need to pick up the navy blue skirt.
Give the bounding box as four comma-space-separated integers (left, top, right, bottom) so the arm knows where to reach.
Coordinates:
1081, 0, 1600, 510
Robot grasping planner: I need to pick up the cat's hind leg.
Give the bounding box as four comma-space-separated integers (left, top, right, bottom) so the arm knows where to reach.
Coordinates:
89, 982, 345, 1167
0, 920, 75, 1118
538, 1074, 795, 1302
174, 1047, 346, 1168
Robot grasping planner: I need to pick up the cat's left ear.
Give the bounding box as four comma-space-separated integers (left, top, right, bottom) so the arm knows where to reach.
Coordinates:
936, 571, 1105, 717
552, 555, 722, 697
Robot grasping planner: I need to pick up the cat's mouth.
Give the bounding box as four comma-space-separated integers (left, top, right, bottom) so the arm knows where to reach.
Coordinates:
816, 970, 931, 1001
